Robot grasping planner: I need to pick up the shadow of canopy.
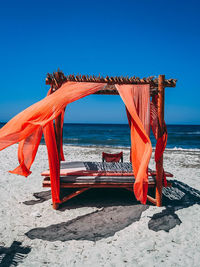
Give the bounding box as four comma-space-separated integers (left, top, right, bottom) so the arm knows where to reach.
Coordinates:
148, 180, 200, 231
25, 180, 200, 242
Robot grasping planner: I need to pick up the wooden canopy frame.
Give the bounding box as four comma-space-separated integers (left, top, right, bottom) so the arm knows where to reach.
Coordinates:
43, 71, 177, 209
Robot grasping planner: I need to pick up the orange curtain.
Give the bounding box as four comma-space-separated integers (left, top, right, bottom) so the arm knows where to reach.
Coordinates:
0, 81, 153, 204
116, 84, 152, 204
10, 88, 52, 177
55, 109, 65, 161
0, 82, 105, 152
150, 95, 168, 161
60, 109, 65, 161
9, 127, 43, 176
0, 82, 105, 203
43, 121, 61, 202
150, 95, 168, 186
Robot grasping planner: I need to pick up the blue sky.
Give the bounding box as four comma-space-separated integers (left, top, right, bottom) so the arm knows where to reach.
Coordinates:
0, 0, 200, 124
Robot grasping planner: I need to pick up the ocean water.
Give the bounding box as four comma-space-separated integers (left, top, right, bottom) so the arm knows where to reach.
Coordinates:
0, 123, 200, 150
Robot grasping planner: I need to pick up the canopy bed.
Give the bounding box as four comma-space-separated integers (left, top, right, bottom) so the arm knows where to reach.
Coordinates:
0, 70, 177, 209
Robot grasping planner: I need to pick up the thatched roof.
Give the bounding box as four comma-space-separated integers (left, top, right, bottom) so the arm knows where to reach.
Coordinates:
46, 70, 177, 96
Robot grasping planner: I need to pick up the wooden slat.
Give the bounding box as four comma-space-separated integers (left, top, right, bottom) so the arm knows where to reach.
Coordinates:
41, 161, 173, 177
41, 170, 173, 177
42, 175, 156, 183
43, 180, 156, 188
147, 195, 157, 205
61, 188, 89, 204
43, 175, 171, 187
94, 88, 158, 97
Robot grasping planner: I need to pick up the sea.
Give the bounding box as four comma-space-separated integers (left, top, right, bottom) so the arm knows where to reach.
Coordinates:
0, 123, 200, 150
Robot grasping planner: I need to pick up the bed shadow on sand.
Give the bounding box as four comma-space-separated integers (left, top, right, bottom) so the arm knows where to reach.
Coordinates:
148, 179, 200, 232
26, 189, 149, 242
26, 189, 149, 241
0, 241, 31, 267
26, 204, 148, 242
23, 190, 51, 205
25, 180, 200, 242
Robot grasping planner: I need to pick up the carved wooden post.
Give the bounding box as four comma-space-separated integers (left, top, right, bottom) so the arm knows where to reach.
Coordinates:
155, 74, 165, 207
50, 83, 62, 210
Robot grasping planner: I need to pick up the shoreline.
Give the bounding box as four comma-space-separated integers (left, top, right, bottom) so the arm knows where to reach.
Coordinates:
39, 143, 200, 153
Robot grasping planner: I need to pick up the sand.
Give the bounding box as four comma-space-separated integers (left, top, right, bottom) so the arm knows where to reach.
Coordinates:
0, 144, 200, 267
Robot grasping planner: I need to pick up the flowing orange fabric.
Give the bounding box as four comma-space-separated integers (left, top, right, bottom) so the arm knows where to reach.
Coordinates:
116, 84, 152, 204
0, 82, 105, 203
60, 110, 65, 161
0, 82, 105, 151
0, 81, 153, 204
10, 127, 43, 176
43, 121, 60, 202
150, 95, 168, 186
154, 123, 167, 163
126, 107, 132, 162
130, 85, 150, 137
10, 88, 52, 176
55, 109, 65, 161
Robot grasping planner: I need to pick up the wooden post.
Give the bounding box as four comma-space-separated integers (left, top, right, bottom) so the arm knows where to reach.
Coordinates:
53, 202, 59, 210
51, 86, 62, 210
155, 75, 165, 207
52, 114, 62, 210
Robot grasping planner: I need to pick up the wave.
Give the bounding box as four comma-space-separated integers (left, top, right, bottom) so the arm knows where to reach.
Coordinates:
185, 131, 200, 135
64, 138, 80, 141
170, 131, 200, 135
165, 147, 200, 152
61, 143, 200, 152
63, 143, 130, 150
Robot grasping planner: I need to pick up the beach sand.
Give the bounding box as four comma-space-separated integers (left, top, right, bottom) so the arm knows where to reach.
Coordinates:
0, 144, 200, 266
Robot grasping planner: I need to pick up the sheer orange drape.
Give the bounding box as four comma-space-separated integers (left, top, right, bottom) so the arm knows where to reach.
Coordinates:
59, 109, 65, 161
116, 84, 152, 204
125, 84, 150, 163
150, 95, 168, 186
10, 88, 52, 177
0, 82, 105, 203
0, 81, 152, 204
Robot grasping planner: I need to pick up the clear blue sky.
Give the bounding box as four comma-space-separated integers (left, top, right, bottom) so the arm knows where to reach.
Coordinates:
0, 0, 200, 124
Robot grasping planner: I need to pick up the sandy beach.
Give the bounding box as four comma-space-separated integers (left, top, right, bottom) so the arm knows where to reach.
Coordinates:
0, 144, 200, 267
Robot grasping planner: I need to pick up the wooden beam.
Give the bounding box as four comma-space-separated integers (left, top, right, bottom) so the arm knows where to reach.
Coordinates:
46, 71, 177, 90
53, 202, 60, 210
53, 188, 90, 209
147, 195, 157, 205
155, 74, 165, 207
43, 180, 157, 188
49, 87, 62, 209
94, 88, 158, 97
61, 188, 89, 204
